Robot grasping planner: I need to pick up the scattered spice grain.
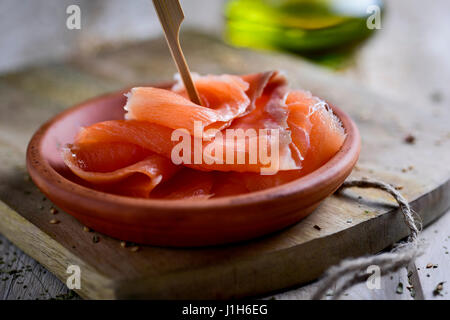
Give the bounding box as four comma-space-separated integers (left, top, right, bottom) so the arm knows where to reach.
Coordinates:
433, 282, 444, 296
404, 134, 416, 144
396, 282, 403, 294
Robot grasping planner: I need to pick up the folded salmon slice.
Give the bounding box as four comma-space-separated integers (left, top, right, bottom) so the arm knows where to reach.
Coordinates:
74, 119, 295, 174
62, 71, 346, 199
65, 142, 152, 173
213, 170, 303, 195
210, 90, 346, 194
150, 168, 214, 200
125, 74, 250, 137
225, 71, 302, 173
75, 120, 174, 157
286, 90, 346, 174
74, 72, 300, 174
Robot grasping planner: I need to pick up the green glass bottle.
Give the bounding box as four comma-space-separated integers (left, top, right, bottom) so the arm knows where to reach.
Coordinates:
225, 0, 384, 67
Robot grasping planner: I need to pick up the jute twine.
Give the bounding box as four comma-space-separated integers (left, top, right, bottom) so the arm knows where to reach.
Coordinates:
312, 179, 425, 300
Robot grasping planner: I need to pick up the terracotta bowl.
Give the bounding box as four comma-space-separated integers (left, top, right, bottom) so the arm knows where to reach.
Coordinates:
26, 83, 360, 247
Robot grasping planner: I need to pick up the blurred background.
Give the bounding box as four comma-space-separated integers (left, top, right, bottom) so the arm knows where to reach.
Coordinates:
0, 0, 448, 110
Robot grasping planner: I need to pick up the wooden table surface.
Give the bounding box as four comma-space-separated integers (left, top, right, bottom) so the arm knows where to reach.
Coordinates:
1, 0, 449, 300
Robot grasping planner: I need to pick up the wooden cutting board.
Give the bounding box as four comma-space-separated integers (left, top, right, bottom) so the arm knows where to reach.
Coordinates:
0, 32, 449, 299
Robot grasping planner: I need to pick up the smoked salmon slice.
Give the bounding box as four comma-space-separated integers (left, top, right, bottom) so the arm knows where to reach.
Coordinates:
74, 71, 300, 174
150, 168, 214, 200
125, 74, 250, 137
64, 142, 152, 173
62, 71, 346, 199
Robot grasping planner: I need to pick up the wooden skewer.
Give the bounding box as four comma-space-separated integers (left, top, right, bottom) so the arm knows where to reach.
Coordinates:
152, 0, 202, 105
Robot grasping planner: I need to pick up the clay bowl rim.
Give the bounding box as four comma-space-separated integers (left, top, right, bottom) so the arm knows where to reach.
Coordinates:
27, 84, 360, 214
